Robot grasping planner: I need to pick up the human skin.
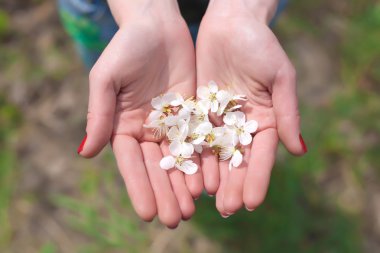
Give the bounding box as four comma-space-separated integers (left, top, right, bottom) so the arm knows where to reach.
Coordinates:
77, 0, 203, 228
196, 0, 307, 216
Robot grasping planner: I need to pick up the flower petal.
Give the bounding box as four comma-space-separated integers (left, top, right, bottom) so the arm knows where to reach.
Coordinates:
210, 100, 219, 113
226, 104, 242, 112
216, 91, 231, 115
181, 142, 194, 157
151, 96, 163, 110
197, 86, 209, 99
219, 146, 234, 161
194, 144, 203, 154
233, 94, 247, 101
231, 150, 243, 168
196, 121, 213, 135
223, 112, 236, 125
148, 110, 162, 121
179, 160, 198, 175
178, 108, 191, 119
244, 120, 258, 133
167, 126, 179, 141
160, 156, 176, 170
197, 100, 210, 114
234, 111, 246, 126
239, 131, 253, 145
232, 133, 240, 146
216, 90, 231, 103
169, 140, 182, 157
213, 127, 225, 136
178, 120, 189, 140
192, 136, 205, 145
170, 93, 184, 106
162, 93, 177, 104
164, 115, 178, 126
208, 81, 219, 93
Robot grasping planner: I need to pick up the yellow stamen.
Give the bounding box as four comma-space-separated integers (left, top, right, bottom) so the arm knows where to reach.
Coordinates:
205, 133, 215, 143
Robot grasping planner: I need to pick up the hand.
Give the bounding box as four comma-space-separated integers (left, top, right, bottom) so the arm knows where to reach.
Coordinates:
196, 0, 307, 216
78, 0, 203, 228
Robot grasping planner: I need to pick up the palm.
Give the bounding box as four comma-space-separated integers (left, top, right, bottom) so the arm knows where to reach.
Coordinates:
197, 16, 288, 128
196, 15, 302, 215
94, 18, 196, 140
84, 17, 202, 227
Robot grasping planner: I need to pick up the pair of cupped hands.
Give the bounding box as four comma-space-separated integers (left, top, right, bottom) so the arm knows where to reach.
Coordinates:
77, 0, 307, 228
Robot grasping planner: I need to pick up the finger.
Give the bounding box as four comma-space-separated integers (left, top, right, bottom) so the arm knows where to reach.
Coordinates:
200, 148, 220, 195
223, 146, 250, 215
161, 141, 195, 220
79, 68, 116, 158
215, 160, 229, 217
141, 142, 182, 228
243, 128, 278, 211
112, 135, 156, 221
272, 62, 307, 156
185, 153, 204, 199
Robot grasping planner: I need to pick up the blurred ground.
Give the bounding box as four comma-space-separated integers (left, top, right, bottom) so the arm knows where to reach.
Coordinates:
0, 0, 380, 253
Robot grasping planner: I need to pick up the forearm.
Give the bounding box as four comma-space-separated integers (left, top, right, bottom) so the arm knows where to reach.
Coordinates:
207, 0, 279, 24
107, 0, 181, 26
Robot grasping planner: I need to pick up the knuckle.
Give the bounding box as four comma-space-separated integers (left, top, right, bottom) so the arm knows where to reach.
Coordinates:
89, 64, 111, 86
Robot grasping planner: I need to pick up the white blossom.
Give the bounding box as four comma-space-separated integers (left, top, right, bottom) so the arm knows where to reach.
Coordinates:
147, 81, 259, 173
167, 119, 194, 156
219, 146, 243, 170
197, 81, 220, 113
160, 155, 198, 175
216, 90, 247, 116
223, 111, 258, 146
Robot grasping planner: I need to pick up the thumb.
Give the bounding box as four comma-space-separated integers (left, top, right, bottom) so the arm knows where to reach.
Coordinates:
78, 70, 116, 158
272, 63, 307, 156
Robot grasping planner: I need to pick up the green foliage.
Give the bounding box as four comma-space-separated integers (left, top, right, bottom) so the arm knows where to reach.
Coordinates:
0, 9, 10, 38
193, 142, 360, 253
0, 97, 21, 250
53, 164, 146, 253
38, 243, 57, 253
342, 3, 380, 88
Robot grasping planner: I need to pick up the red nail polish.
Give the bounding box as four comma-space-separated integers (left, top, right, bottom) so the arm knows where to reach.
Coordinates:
299, 133, 308, 153
77, 135, 87, 154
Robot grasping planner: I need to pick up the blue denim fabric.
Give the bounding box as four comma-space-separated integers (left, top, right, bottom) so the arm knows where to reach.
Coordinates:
57, 0, 117, 68
58, 0, 287, 69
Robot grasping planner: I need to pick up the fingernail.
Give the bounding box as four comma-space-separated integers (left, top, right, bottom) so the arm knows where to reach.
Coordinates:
299, 133, 308, 153
221, 214, 230, 218
77, 135, 87, 154
245, 206, 255, 212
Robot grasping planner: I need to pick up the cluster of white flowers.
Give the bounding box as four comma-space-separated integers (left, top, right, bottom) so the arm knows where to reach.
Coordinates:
144, 81, 258, 175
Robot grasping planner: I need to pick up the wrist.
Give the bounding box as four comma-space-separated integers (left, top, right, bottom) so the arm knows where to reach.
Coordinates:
107, 0, 181, 27
207, 0, 279, 24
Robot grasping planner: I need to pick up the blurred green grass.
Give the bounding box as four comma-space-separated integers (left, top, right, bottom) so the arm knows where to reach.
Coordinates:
1, 0, 380, 252
53, 152, 147, 253
0, 96, 21, 250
